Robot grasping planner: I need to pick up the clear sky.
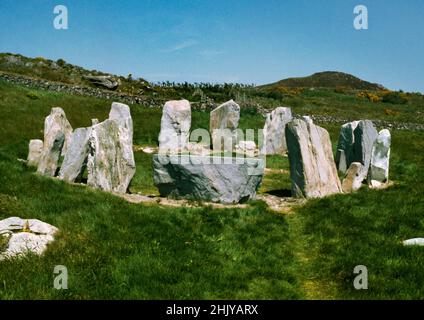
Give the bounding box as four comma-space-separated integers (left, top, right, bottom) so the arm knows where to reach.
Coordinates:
0, 0, 423, 92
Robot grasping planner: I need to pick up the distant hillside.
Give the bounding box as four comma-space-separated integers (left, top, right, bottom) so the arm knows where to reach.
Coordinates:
261, 71, 386, 91
0, 52, 151, 94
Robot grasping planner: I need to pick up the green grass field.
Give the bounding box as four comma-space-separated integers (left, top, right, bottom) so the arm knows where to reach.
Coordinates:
0, 80, 423, 299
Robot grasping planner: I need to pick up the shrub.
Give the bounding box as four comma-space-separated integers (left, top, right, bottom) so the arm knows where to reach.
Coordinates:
367, 93, 380, 103
26, 91, 40, 100
56, 58, 66, 67
382, 91, 408, 104
384, 108, 400, 116
356, 91, 380, 103
334, 86, 347, 94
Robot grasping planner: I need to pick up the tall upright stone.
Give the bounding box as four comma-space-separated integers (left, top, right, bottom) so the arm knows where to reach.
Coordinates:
37, 107, 72, 176
262, 107, 292, 155
352, 120, 378, 180
58, 127, 91, 182
210, 100, 240, 152
335, 121, 359, 173
27, 139, 43, 167
285, 119, 342, 198
369, 129, 391, 184
158, 100, 191, 154
109, 102, 133, 139
87, 103, 135, 194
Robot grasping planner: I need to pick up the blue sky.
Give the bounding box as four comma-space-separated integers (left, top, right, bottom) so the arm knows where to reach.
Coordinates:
0, 0, 423, 92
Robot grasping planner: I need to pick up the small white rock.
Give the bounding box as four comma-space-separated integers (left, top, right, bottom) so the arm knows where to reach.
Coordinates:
403, 238, 424, 246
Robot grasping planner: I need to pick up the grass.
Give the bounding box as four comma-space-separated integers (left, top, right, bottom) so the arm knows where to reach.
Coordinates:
0, 80, 424, 299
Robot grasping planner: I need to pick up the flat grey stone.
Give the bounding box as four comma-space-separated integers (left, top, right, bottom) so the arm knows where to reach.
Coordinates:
153, 154, 264, 204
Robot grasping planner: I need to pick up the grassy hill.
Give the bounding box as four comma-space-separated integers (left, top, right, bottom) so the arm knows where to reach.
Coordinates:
261, 71, 386, 91
0, 77, 424, 299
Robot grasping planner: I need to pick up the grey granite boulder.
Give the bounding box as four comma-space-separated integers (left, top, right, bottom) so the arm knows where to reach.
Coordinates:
369, 129, 391, 184
0, 217, 58, 261
152, 154, 264, 204
27, 139, 43, 167
58, 127, 91, 182
158, 100, 191, 154
262, 107, 292, 155
37, 107, 72, 176
210, 100, 240, 152
286, 119, 342, 198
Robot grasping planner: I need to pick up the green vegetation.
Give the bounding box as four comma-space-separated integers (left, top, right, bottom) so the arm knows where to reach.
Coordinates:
0, 78, 423, 299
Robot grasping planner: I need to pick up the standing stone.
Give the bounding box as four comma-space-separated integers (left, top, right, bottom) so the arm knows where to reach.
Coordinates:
37, 108, 72, 176
27, 139, 43, 167
369, 129, 391, 184
58, 127, 91, 182
236, 141, 257, 158
210, 100, 240, 152
158, 100, 191, 154
285, 119, 342, 198
353, 120, 378, 180
109, 102, 133, 138
335, 121, 359, 173
302, 116, 313, 124
87, 103, 135, 194
342, 162, 363, 193
262, 107, 292, 155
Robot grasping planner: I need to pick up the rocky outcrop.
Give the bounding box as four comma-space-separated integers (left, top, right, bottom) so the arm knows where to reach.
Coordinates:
152, 154, 264, 204
158, 100, 191, 154
87, 103, 135, 194
83, 75, 119, 90
27, 139, 43, 167
369, 129, 391, 184
37, 107, 72, 176
285, 119, 342, 198
210, 100, 240, 151
58, 127, 91, 182
262, 107, 292, 155
0, 217, 58, 260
